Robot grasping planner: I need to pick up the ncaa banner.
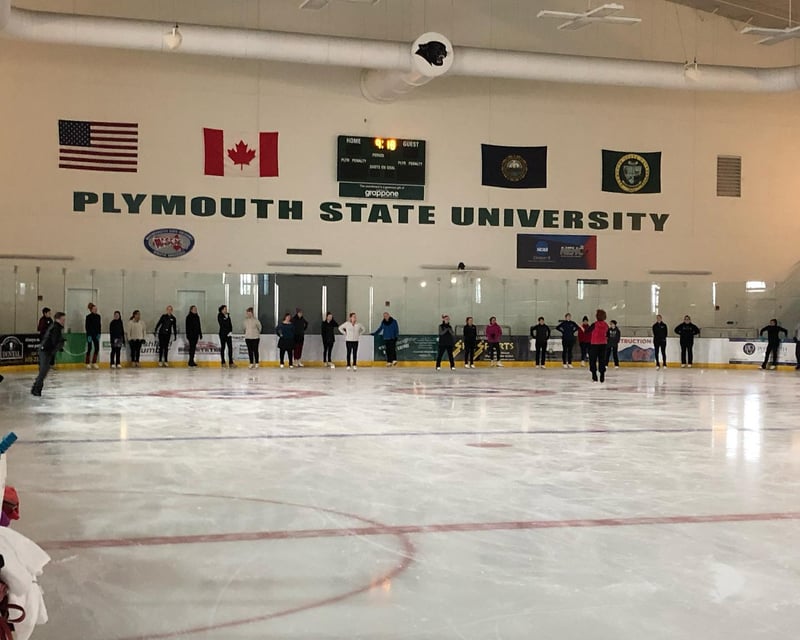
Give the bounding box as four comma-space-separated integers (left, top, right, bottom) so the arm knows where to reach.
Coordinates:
516, 234, 597, 270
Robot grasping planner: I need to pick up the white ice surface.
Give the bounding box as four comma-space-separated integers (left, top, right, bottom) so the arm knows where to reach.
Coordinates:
1, 365, 799, 639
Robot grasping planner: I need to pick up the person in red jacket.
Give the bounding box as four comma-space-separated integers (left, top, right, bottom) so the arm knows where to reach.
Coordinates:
588, 309, 609, 383
485, 316, 503, 367
578, 316, 592, 366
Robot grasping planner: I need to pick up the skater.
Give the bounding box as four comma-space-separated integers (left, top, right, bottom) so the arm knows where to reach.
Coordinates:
759, 319, 788, 370
530, 317, 550, 369
127, 310, 146, 367
436, 314, 456, 370
588, 309, 609, 383
185, 306, 202, 367
795, 320, 800, 371
218, 305, 234, 368
276, 313, 295, 368
674, 315, 701, 367
556, 313, 579, 368
31, 311, 65, 396
37, 307, 55, 367
321, 312, 338, 368
154, 305, 177, 367
486, 316, 503, 367
462, 316, 478, 368
109, 311, 125, 369
606, 320, 621, 368
292, 308, 309, 367
373, 312, 400, 366
85, 303, 101, 369
652, 314, 668, 369
244, 307, 262, 369
578, 316, 591, 366
339, 312, 366, 370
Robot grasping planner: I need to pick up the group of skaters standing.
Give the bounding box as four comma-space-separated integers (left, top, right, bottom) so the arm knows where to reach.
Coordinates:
25, 304, 800, 396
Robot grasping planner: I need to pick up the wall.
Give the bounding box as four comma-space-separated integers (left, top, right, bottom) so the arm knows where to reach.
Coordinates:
1, 0, 799, 320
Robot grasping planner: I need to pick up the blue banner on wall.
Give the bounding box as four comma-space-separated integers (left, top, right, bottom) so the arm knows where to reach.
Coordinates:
516, 234, 597, 270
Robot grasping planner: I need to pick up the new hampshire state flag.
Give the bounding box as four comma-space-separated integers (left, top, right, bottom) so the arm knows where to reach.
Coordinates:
481, 144, 547, 189
203, 128, 279, 177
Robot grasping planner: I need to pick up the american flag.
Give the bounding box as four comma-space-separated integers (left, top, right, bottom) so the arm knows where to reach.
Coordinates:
58, 120, 138, 172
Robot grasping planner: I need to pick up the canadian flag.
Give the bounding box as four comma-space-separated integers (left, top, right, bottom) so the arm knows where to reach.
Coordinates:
203, 128, 279, 177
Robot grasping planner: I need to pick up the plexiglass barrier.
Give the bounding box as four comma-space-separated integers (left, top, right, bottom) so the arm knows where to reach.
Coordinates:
0, 262, 797, 338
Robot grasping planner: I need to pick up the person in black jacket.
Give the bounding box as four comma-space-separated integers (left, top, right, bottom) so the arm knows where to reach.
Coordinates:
652, 314, 668, 369
37, 307, 55, 367
32, 312, 65, 396
154, 305, 178, 367
605, 320, 621, 368
321, 312, 338, 368
555, 313, 579, 368
674, 315, 701, 367
186, 305, 202, 367
218, 305, 234, 368
462, 316, 478, 369
276, 313, 296, 368
530, 317, 551, 369
85, 303, 101, 369
109, 311, 125, 369
436, 314, 456, 370
292, 309, 309, 367
759, 319, 788, 370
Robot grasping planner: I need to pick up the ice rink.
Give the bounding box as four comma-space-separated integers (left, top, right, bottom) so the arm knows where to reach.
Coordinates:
2, 364, 799, 640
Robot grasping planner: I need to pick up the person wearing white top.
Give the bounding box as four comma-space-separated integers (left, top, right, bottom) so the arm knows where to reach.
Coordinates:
243, 307, 262, 368
339, 312, 366, 370
126, 310, 146, 368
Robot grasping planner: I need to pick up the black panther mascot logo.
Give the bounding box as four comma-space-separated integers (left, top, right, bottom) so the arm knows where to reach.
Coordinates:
415, 41, 448, 67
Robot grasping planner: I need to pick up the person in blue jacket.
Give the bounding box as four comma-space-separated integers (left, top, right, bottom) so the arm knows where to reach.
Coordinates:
373, 311, 400, 366
555, 313, 579, 368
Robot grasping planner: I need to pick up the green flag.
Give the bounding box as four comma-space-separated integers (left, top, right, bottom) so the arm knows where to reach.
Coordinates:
602, 150, 661, 194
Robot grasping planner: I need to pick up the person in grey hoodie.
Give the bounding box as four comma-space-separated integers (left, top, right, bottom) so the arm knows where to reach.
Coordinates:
436, 314, 456, 371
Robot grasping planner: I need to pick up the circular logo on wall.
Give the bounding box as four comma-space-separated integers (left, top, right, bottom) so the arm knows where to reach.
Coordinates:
742, 343, 756, 356
615, 153, 650, 193
501, 155, 528, 182
144, 229, 195, 258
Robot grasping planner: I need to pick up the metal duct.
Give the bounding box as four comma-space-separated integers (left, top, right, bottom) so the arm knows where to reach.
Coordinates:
3, 1, 800, 95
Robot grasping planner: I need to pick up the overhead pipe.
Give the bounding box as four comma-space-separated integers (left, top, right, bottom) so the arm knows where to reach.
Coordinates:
2, 1, 800, 96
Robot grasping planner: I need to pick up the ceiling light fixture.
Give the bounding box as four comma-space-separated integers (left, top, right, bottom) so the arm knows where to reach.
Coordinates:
163, 24, 182, 51
536, 3, 641, 30
684, 58, 699, 80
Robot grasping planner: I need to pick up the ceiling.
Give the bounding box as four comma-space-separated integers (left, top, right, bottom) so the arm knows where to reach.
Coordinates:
669, 0, 798, 29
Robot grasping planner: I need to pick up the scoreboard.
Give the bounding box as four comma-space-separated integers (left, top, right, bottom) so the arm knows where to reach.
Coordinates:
337, 135, 426, 200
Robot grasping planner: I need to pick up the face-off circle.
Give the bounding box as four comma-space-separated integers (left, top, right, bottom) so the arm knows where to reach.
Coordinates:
391, 387, 556, 398
149, 388, 329, 400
